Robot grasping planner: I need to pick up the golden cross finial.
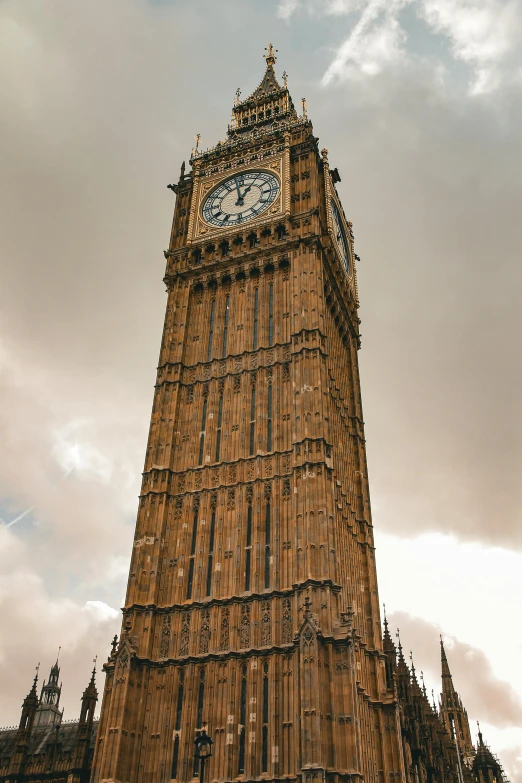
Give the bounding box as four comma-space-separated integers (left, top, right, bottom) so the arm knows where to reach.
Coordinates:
282, 70, 288, 87
194, 133, 201, 153
301, 97, 308, 119
264, 43, 278, 65
234, 87, 241, 105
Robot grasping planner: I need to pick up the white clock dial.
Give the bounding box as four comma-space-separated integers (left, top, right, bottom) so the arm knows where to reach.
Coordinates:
330, 199, 350, 273
202, 170, 280, 227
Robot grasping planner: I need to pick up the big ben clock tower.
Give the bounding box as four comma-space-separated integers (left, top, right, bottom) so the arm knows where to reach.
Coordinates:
91, 45, 406, 783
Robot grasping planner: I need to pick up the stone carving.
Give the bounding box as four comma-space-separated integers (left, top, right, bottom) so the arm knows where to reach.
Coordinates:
179, 613, 190, 656
283, 478, 291, 499
160, 614, 171, 658
227, 489, 236, 510
220, 607, 230, 651
174, 496, 183, 519
282, 598, 292, 643
199, 609, 211, 654
240, 605, 251, 649
261, 601, 271, 647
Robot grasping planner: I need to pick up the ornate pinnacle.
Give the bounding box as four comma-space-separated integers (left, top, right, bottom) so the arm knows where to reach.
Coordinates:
264, 42, 278, 66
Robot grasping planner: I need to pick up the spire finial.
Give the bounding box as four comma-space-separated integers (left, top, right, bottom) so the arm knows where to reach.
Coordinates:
396, 628, 402, 652
383, 603, 388, 627
264, 43, 278, 66
234, 87, 241, 106
34, 662, 40, 685
477, 720, 484, 745
282, 71, 288, 87
431, 688, 437, 712
301, 97, 308, 119
56, 646, 61, 665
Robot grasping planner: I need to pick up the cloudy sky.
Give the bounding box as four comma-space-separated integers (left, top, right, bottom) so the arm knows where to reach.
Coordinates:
1, 0, 521, 777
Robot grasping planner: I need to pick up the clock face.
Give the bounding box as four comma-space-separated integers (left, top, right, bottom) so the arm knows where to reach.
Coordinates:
330, 199, 350, 273
202, 170, 280, 227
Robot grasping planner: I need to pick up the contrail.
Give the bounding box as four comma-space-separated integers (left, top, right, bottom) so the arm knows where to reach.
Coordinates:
2, 505, 35, 530
0, 468, 74, 532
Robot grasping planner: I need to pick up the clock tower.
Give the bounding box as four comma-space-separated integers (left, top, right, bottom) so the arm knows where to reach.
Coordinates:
91, 45, 406, 783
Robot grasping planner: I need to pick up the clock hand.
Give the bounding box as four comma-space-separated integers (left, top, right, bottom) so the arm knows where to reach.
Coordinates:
234, 177, 244, 206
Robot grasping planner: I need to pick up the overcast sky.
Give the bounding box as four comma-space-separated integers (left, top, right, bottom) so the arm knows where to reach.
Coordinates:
0, 0, 521, 778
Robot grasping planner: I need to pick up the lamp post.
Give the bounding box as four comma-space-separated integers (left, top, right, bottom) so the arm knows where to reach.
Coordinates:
194, 728, 213, 783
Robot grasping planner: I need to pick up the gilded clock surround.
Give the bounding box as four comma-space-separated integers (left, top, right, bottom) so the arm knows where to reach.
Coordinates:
187, 148, 290, 244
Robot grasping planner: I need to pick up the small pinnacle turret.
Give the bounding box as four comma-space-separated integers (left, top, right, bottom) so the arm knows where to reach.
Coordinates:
34, 657, 63, 728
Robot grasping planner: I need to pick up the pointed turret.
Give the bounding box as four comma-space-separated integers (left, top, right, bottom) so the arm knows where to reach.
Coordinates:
438, 637, 475, 769
395, 632, 411, 703
441, 636, 456, 699
228, 43, 298, 138
382, 607, 396, 690
70, 661, 99, 783
34, 655, 63, 727
6, 668, 40, 782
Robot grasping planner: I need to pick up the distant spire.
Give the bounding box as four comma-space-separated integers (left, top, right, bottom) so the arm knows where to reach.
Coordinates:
32, 664, 40, 694
477, 721, 484, 746
410, 651, 420, 688
382, 605, 395, 652
82, 657, 98, 700
440, 636, 455, 694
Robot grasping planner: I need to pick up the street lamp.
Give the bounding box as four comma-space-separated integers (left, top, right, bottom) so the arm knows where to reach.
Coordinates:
194, 728, 213, 783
